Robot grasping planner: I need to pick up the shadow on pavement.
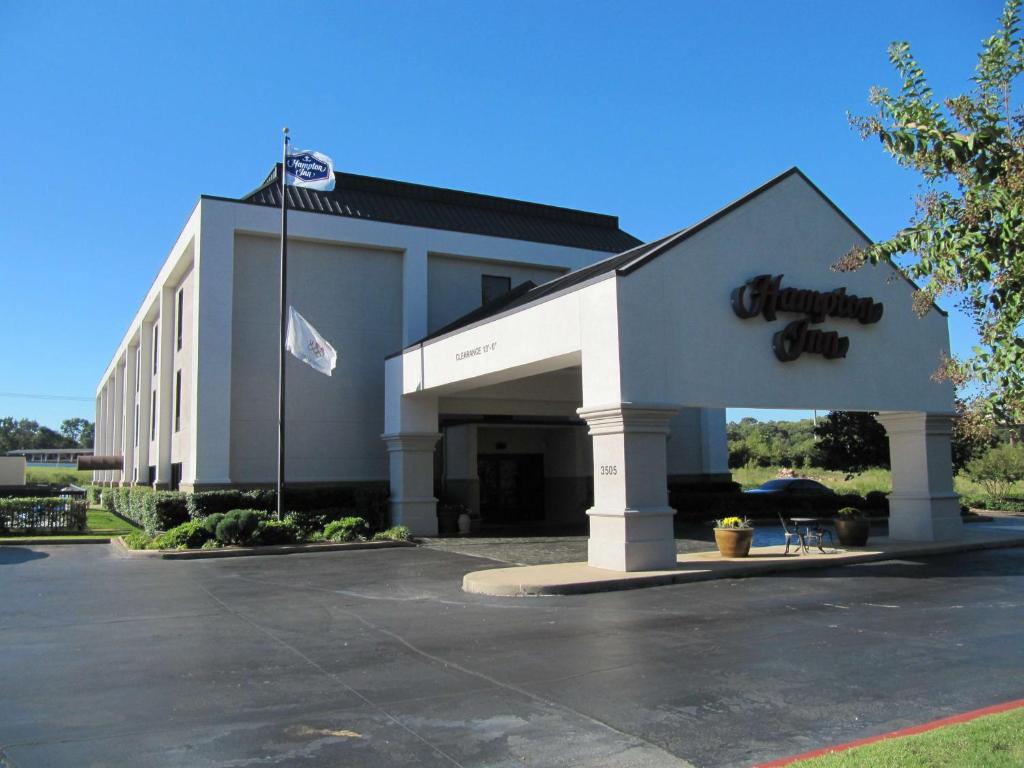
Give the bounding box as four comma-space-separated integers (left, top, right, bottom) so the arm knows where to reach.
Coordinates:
0, 547, 50, 565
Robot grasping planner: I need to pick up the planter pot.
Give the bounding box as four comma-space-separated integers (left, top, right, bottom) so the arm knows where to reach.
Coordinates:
714, 527, 754, 558
835, 518, 870, 547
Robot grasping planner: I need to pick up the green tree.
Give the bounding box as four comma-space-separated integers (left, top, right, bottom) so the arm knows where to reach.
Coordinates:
952, 396, 1000, 471
842, 0, 1024, 425
60, 418, 94, 448
812, 411, 890, 472
966, 443, 1024, 498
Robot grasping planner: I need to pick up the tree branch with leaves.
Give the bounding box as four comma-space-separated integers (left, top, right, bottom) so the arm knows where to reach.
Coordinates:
841, 0, 1024, 425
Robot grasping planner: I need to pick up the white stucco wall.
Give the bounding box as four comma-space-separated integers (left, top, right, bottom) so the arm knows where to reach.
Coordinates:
170, 265, 195, 475
0, 457, 26, 485
427, 253, 564, 333
229, 234, 403, 482
615, 174, 955, 413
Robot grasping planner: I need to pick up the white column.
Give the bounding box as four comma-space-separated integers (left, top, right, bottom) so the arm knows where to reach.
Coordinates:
104, 379, 115, 485
578, 402, 679, 571
383, 355, 440, 534
94, 391, 106, 485
877, 411, 962, 541
136, 321, 153, 484
122, 345, 138, 485
155, 287, 175, 488
190, 208, 233, 488
402, 243, 429, 345
444, 424, 479, 516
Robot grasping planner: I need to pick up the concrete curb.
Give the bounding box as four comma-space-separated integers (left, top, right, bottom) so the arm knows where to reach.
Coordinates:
463, 531, 1024, 596
0, 537, 112, 546
112, 536, 415, 560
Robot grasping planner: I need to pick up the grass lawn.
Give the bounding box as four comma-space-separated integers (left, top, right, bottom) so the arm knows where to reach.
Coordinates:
23, 466, 93, 486
785, 707, 1024, 767
86, 506, 139, 536
0, 507, 138, 543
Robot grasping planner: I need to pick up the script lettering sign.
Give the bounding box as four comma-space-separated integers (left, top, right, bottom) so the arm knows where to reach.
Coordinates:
730, 274, 883, 362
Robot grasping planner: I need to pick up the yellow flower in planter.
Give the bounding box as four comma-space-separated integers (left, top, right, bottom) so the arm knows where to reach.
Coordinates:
715, 516, 752, 529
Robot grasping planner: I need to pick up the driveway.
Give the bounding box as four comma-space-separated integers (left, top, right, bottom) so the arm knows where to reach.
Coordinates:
1, 541, 1022, 767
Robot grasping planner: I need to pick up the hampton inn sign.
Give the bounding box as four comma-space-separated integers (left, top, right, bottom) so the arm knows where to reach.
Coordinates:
731, 273, 884, 362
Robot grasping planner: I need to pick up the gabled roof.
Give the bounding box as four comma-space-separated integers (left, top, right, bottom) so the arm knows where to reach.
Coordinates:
227, 165, 642, 253
404, 166, 943, 351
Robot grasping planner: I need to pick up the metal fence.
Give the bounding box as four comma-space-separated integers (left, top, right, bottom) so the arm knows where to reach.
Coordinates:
0, 498, 89, 532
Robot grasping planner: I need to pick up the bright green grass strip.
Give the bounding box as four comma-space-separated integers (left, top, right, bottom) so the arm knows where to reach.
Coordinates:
23, 466, 93, 486
788, 708, 1024, 767
86, 507, 139, 535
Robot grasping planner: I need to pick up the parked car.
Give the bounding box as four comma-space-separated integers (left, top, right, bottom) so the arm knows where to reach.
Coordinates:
744, 478, 836, 496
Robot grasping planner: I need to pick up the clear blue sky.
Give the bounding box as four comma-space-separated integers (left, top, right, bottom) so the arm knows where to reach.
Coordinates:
0, 0, 1003, 429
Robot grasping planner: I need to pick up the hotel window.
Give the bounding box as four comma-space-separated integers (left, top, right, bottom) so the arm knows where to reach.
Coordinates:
134, 404, 139, 448
174, 370, 182, 432
152, 323, 159, 374
135, 347, 141, 392
481, 274, 511, 305
151, 390, 157, 440
175, 289, 184, 351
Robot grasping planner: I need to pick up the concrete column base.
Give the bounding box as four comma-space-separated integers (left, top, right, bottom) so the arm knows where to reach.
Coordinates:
383, 432, 442, 536
878, 411, 962, 542
888, 493, 963, 541
587, 506, 677, 571
578, 402, 680, 572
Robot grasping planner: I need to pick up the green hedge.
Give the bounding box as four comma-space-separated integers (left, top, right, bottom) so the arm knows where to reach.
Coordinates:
963, 495, 1024, 514
186, 486, 389, 530
0, 497, 88, 533
669, 488, 886, 523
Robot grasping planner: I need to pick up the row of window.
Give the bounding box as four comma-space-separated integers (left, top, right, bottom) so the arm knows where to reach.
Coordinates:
131, 462, 182, 491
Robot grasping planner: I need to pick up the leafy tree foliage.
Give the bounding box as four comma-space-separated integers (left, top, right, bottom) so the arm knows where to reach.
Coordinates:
966, 443, 1024, 498
60, 417, 94, 448
843, 0, 1024, 425
952, 396, 1000, 471
811, 412, 890, 472
0, 417, 95, 452
727, 417, 817, 469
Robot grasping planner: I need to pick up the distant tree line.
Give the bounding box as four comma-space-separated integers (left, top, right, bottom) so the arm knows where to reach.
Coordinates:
0, 417, 94, 453
729, 400, 1001, 474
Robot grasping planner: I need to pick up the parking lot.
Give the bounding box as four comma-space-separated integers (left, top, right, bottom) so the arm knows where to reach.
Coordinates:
2, 541, 1022, 767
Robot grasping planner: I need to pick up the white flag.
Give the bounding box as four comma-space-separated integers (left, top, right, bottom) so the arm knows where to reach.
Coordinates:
285, 307, 337, 376
285, 149, 335, 191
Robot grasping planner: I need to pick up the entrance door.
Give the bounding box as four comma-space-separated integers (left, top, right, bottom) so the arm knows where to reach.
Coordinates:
477, 454, 545, 524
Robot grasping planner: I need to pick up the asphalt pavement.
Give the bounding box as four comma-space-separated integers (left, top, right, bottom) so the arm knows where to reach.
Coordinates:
1, 540, 1022, 767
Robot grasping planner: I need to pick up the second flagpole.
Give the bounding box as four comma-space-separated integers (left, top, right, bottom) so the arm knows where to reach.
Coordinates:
277, 127, 289, 521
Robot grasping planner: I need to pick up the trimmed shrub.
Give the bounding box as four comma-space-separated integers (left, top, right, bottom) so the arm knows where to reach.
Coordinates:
255, 519, 300, 546
215, 509, 261, 546
354, 487, 390, 532
141, 492, 189, 535
285, 507, 350, 535
202, 513, 226, 536
101, 488, 116, 513
122, 530, 153, 549
372, 526, 411, 542
187, 490, 275, 520
323, 516, 368, 542
152, 520, 212, 550
864, 490, 889, 510
0, 498, 88, 533
966, 445, 1024, 500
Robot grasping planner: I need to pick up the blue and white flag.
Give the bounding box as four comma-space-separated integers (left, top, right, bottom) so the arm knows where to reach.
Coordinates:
285, 149, 335, 191
285, 307, 338, 376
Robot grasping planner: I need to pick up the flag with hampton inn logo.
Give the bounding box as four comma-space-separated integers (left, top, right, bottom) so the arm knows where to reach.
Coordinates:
285, 148, 335, 191
285, 307, 337, 376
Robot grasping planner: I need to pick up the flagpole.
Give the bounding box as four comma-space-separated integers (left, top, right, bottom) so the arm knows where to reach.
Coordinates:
277, 127, 289, 521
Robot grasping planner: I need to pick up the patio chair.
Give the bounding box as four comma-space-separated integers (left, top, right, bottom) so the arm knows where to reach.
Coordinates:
777, 513, 806, 555
804, 522, 835, 553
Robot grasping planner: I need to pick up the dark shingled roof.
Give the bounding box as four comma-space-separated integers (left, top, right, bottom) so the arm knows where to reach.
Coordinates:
235, 165, 642, 253
404, 166, 943, 351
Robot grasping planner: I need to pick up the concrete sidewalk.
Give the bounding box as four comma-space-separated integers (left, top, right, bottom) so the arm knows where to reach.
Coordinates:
463, 523, 1024, 596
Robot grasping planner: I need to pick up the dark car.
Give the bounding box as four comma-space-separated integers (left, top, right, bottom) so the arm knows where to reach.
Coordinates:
744, 478, 836, 496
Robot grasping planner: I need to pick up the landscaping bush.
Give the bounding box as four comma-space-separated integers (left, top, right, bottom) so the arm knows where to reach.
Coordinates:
202, 512, 226, 536
122, 530, 153, 550
323, 516, 368, 542
86, 485, 102, 504
152, 520, 212, 550
101, 488, 116, 513
864, 490, 889, 511
254, 519, 300, 545
966, 445, 1024, 500
372, 525, 411, 542
285, 507, 354, 535
214, 509, 261, 545
353, 487, 389, 532
140, 492, 189, 535
186, 490, 275, 520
